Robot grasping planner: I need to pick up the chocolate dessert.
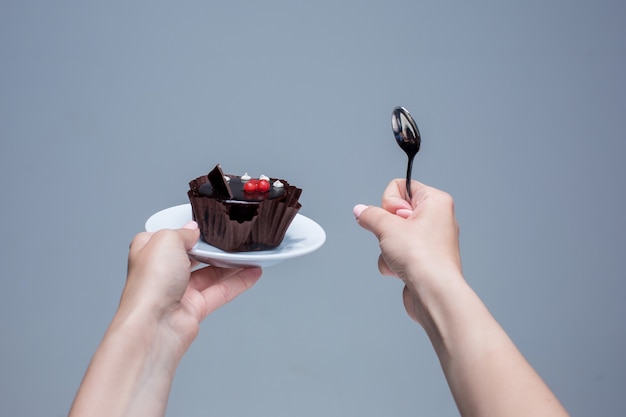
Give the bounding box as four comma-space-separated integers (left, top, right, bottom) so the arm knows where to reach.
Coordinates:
188, 164, 302, 252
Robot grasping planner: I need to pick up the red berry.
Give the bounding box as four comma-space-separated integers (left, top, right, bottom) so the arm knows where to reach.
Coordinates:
257, 179, 270, 192
244, 181, 257, 192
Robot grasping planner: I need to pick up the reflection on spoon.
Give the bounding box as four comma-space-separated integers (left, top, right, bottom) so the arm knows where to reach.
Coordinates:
391, 106, 421, 202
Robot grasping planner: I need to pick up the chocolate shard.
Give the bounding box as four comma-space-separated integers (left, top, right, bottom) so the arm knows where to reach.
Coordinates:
207, 164, 233, 199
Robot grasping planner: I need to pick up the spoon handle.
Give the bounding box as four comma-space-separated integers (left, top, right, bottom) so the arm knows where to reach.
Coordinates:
405, 156, 414, 202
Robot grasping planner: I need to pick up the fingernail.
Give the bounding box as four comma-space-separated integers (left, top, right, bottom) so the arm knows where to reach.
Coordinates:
395, 208, 413, 219
353, 204, 367, 220
183, 220, 198, 230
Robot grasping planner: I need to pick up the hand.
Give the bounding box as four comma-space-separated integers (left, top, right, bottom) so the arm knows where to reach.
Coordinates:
121, 221, 262, 353
354, 180, 570, 417
69, 221, 262, 417
353, 179, 462, 325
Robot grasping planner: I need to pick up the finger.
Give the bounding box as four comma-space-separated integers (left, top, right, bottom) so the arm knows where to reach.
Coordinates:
129, 231, 153, 256
188, 258, 202, 270
182, 220, 198, 230
354, 204, 402, 240
395, 208, 413, 219
402, 285, 420, 323
188, 265, 244, 291
178, 222, 200, 251
353, 204, 368, 220
192, 267, 262, 318
129, 220, 199, 257
178, 222, 202, 269
355, 203, 413, 221
381, 178, 434, 214
380, 179, 414, 214
377, 254, 398, 277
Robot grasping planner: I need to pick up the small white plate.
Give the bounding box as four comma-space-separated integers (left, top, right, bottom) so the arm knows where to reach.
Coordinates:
145, 204, 326, 268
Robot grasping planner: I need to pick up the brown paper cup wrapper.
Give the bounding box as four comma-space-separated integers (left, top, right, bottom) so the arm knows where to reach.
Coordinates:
188, 175, 302, 252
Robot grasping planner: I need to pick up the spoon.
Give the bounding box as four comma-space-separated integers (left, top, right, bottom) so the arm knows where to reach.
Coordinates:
391, 106, 421, 202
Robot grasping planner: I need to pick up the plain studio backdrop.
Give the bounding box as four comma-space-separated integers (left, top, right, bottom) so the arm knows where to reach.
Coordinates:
1, 1, 625, 416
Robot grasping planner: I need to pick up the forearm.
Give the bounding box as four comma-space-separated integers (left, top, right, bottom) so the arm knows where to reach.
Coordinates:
413, 271, 569, 417
68, 309, 183, 417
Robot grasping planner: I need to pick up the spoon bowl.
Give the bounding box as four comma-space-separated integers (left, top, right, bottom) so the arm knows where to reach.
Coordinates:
391, 106, 421, 201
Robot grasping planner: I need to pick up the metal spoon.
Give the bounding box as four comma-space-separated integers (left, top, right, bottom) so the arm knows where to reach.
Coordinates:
391, 106, 421, 202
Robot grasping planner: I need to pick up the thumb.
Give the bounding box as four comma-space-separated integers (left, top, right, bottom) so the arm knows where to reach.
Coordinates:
179, 220, 201, 251
353, 204, 399, 240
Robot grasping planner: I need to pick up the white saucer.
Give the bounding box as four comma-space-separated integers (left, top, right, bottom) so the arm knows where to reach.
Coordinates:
145, 204, 326, 268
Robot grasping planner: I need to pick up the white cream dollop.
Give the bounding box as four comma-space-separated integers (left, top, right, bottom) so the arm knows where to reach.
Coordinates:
241, 172, 251, 181
223, 175, 230, 182
272, 180, 284, 188
259, 174, 270, 181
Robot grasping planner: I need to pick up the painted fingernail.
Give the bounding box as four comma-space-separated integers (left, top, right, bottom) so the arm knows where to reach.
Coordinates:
395, 208, 413, 219
183, 220, 198, 230
353, 204, 368, 220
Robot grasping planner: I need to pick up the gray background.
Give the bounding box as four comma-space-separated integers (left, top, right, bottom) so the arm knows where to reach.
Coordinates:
1, 1, 625, 416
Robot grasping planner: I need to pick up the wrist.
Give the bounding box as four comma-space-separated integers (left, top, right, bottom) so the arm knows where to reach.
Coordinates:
413, 274, 498, 361
401, 266, 477, 345
111, 299, 190, 367
69, 306, 184, 417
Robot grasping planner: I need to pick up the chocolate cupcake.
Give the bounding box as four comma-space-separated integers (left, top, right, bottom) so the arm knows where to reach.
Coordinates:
188, 164, 302, 252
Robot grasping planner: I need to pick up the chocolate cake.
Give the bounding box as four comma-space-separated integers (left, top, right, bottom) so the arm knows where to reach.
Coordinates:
188, 164, 302, 252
